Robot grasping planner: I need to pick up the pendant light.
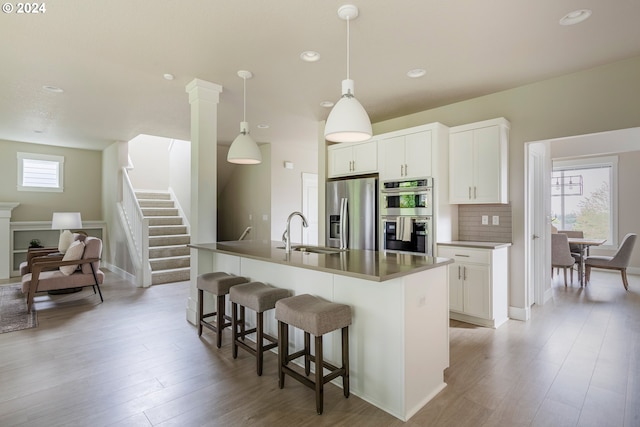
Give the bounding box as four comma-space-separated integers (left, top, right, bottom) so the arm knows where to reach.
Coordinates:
227, 70, 262, 164
324, 4, 372, 143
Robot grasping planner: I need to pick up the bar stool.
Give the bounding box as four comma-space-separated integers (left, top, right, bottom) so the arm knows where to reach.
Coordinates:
275, 294, 352, 415
230, 282, 290, 376
197, 272, 249, 348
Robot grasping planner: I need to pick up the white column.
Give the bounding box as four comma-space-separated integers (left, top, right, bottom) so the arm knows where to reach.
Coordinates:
0, 203, 20, 279
185, 79, 223, 324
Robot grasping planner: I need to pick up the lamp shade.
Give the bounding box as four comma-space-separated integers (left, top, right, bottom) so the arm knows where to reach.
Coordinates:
51, 212, 82, 253
324, 79, 372, 143
227, 122, 262, 164
51, 212, 82, 230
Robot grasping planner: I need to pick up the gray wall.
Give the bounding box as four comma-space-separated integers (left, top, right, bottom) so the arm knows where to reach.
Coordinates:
372, 55, 640, 313
0, 139, 102, 221
217, 145, 272, 243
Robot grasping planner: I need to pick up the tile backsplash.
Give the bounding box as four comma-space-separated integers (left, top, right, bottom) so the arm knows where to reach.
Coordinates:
458, 204, 512, 243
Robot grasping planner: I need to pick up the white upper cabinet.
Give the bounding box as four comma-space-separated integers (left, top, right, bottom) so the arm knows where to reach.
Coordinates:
449, 118, 510, 204
379, 131, 432, 180
327, 140, 378, 178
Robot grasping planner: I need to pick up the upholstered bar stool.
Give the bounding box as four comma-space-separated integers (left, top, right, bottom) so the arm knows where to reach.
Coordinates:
230, 282, 290, 376
197, 272, 249, 348
275, 294, 352, 415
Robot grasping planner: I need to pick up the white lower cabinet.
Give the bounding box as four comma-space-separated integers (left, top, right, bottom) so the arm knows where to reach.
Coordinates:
439, 244, 509, 328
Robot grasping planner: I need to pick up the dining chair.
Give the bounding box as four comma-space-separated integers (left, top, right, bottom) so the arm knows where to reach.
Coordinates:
585, 233, 637, 290
552, 233, 575, 287
558, 230, 584, 277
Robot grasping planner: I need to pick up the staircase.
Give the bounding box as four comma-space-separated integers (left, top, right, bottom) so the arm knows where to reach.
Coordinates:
136, 191, 190, 285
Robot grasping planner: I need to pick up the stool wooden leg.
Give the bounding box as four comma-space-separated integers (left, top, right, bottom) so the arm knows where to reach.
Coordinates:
278, 321, 288, 389
304, 332, 311, 376
197, 289, 204, 336
231, 302, 239, 359
216, 294, 225, 348
256, 312, 264, 376
315, 335, 323, 415
343, 326, 350, 398
240, 306, 246, 340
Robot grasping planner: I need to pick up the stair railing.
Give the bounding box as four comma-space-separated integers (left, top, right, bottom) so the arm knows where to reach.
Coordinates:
121, 167, 152, 287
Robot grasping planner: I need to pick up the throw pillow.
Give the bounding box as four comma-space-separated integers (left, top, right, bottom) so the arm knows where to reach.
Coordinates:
60, 240, 85, 276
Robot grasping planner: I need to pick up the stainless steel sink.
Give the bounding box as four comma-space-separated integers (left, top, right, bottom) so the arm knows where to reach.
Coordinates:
277, 245, 346, 255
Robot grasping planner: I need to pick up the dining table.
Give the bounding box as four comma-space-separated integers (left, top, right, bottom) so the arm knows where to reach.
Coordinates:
567, 237, 607, 285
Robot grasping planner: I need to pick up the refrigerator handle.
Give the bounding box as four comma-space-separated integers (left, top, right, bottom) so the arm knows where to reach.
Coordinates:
340, 198, 349, 249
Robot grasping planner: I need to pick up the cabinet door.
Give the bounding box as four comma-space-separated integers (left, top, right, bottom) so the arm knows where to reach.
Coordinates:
379, 136, 405, 180
352, 140, 377, 174
449, 131, 474, 203
473, 125, 502, 203
462, 263, 491, 319
448, 262, 464, 312
328, 145, 353, 177
404, 131, 432, 178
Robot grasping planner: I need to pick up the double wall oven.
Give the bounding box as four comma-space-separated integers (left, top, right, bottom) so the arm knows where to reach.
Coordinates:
381, 177, 433, 256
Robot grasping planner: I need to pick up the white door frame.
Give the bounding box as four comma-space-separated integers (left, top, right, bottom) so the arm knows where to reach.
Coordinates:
525, 141, 551, 312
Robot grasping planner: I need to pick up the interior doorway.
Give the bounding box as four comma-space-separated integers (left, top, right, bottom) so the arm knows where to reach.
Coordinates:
524, 127, 640, 309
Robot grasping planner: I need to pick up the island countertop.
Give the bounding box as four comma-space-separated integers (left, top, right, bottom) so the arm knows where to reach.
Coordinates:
189, 240, 452, 282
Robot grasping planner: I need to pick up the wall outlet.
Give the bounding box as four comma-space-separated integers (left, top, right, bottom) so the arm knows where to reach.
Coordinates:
492, 215, 500, 225
481, 215, 489, 225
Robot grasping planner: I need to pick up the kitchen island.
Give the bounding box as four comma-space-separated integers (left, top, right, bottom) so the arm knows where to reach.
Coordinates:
189, 240, 453, 421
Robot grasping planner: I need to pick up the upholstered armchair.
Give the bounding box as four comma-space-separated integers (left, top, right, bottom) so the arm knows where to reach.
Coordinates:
585, 233, 637, 290
552, 233, 575, 286
21, 236, 105, 312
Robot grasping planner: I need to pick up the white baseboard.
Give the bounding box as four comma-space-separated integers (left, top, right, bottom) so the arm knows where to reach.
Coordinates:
104, 263, 136, 283
508, 305, 529, 321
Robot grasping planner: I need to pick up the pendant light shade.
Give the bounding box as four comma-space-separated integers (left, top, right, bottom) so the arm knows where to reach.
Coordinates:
227, 70, 262, 164
324, 4, 372, 143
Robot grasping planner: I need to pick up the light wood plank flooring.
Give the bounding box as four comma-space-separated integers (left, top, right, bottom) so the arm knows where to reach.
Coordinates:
0, 270, 638, 426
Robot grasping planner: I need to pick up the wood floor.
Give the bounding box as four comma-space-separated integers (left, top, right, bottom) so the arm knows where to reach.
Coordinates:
0, 270, 639, 426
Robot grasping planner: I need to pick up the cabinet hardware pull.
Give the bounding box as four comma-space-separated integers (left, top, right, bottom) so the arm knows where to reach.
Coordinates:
455, 254, 470, 257
474, 186, 477, 199
463, 266, 467, 280
458, 265, 461, 280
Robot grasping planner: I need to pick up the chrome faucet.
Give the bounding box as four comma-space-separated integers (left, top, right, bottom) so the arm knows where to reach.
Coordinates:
284, 211, 309, 253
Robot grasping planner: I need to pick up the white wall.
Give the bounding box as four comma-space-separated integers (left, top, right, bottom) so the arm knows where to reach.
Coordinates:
127, 134, 171, 190
270, 142, 318, 244
102, 141, 135, 277
168, 139, 191, 223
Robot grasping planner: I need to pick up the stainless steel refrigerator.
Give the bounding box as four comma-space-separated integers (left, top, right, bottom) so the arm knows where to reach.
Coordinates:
326, 177, 378, 250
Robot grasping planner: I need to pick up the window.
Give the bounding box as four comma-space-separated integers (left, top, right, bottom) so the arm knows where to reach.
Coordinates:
17, 152, 64, 192
551, 155, 617, 246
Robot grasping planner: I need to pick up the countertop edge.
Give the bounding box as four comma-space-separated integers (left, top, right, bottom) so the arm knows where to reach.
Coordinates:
437, 241, 512, 250
189, 242, 453, 282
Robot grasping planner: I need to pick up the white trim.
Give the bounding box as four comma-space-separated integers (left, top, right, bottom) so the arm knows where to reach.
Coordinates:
508, 306, 529, 321
17, 152, 64, 192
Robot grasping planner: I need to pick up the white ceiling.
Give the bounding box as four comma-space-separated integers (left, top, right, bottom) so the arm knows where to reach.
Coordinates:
2, 1, 640, 152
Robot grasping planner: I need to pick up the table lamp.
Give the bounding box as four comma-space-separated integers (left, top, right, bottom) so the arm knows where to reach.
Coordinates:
51, 212, 83, 253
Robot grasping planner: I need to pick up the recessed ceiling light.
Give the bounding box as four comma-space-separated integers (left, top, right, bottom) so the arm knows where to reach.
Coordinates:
320, 101, 334, 108
257, 124, 269, 129
559, 9, 592, 26
300, 51, 321, 62
407, 68, 426, 78
42, 85, 64, 93
163, 73, 175, 81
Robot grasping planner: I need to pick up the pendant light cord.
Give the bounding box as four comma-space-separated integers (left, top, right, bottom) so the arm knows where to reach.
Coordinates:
243, 76, 247, 123
346, 15, 350, 82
